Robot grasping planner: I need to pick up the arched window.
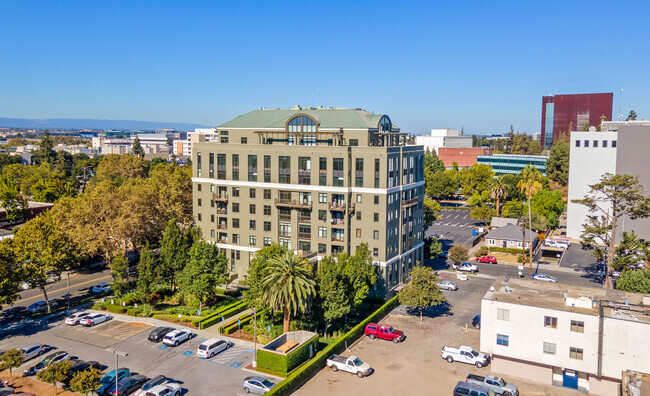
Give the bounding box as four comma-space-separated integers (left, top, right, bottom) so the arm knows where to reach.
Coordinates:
287, 115, 317, 145
379, 116, 392, 133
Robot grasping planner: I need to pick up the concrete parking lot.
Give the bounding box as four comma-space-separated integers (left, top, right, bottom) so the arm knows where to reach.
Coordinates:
427, 209, 485, 250
0, 313, 261, 395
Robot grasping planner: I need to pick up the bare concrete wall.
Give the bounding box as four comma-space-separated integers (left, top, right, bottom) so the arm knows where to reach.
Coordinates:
492, 356, 552, 385
589, 376, 620, 396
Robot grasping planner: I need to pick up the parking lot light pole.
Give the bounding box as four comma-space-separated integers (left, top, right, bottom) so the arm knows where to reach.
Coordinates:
105, 348, 128, 395
66, 272, 70, 312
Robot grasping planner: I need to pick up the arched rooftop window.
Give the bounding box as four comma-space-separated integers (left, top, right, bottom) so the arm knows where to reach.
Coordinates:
287, 116, 317, 133
379, 115, 392, 133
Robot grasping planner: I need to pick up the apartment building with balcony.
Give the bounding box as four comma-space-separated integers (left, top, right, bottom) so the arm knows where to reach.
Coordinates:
192, 106, 425, 296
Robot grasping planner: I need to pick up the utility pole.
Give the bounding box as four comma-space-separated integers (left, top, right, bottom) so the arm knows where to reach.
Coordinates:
66, 272, 70, 312
105, 348, 128, 395
252, 309, 257, 368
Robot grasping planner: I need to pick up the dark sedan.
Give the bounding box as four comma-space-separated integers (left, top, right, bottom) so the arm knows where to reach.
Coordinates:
105, 374, 148, 396
66, 360, 101, 381
148, 327, 175, 343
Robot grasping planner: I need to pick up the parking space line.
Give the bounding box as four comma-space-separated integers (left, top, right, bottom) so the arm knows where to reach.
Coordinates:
208, 346, 248, 365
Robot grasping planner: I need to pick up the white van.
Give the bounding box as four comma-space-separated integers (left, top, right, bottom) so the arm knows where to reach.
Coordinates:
196, 338, 232, 358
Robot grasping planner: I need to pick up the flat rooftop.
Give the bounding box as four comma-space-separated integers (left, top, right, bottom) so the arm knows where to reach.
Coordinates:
483, 277, 650, 324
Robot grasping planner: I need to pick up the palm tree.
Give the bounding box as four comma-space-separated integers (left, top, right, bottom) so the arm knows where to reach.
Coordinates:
489, 176, 507, 216
260, 252, 316, 333
517, 166, 543, 275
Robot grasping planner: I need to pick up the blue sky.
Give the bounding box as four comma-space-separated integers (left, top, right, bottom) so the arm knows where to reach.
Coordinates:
1, 1, 648, 134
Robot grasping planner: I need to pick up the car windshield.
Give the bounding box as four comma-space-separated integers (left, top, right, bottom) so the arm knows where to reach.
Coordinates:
498, 378, 506, 386
262, 379, 274, 387
471, 350, 479, 357
352, 358, 363, 366
100, 375, 114, 384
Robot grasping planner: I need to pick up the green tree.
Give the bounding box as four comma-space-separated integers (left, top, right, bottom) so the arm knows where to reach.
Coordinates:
611, 232, 645, 271
581, 122, 591, 131
517, 166, 544, 274
489, 176, 508, 216
136, 247, 158, 312
94, 154, 148, 183
546, 139, 570, 186
501, 199, 525, 218
470, 205, 496, 221
458, 163, 494, 197
0, 348, 24, 381
0, 176, 30, 222
69, 367, 103, 396
424, 151, 445, 174
178, 240, 229, 313
339, 243, 378, 308
616, 269, 650, 293
423, 198, 441, 228
573, 173, 650, 288
37, 360, 72, 396
111, 253, 129, 305
426, 169, 459, 200
626, 110, 637, 121
316, 256, 351, 337
511, 133, 531, 154
398, 265, 445, 322
0, 240, 22, 306
530, 189, 566, 228
132, 137, 145, 158
159, 219, 188, 290
424, 237, 443, 259
449, 245, 469, 265
14, 212, 79, 313
528, 139, 542, 155
242, 244, 288, 311
260, 252, 316, 333
35, 130, 56, 165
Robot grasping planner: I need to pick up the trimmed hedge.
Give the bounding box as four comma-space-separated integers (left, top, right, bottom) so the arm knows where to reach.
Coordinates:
126, 308, 141, 316
265, 295, 400, 396
191, 300, 245, 327
198, 303, 248, 329
488, 247, 529, 255
257, 334, 319, 375
106, 304, 127, 314
223, 314, 253, 335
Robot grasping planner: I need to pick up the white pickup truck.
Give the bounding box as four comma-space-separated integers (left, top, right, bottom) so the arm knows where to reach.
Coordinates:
441, 345, 489, 368
326, 354, 373, 378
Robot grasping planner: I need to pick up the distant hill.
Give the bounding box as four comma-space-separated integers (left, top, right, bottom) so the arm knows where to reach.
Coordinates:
0, 117, 210, 131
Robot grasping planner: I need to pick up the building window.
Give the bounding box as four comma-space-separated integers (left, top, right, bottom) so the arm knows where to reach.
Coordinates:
569, 347, 583, 360
264, 189, 271, 199
249, 220, 256, 230
602, 140, 608, 148
217, 154, 226, 179
197, 213, 202, 221
233, 203, 239, 213
496, 334, 509, 346
373, 230, 379, 239
250, 188, 256, 199
575, 140, 580, 147
374, 195, 379, 204
318, 243, 326, 254
319, 157, 327, 186
333, 158, 344, 186
264, 155, 271, 183
356, 229, 361, 237
497, 308, 510, 321
248, 155, 257, 181
249, 204, 256, 214
197, 198, 202, 207
356, 194, 362, 203
279, 222, 291, 237
221, 137, 228, 143
196, 152, 202, 177
264, 205, 271, 216
570, 320, 584, 333
593, 140, 598, 148
544, 316, 557, 328
298, 157, 311, 185
373, 248, 378, 257
264, 221, 271, 232
233, 218, 239, 228
374, 213, 379, 222
197, 183, 202, 192
318, 227, 327, 238
241, 137, 247, 144
210, 229, 215, 238
318, 210, 327, 221
210, 214, 215, 223
232, 187, 239, 197
612, 140, 617, 147
374, 159, 380, 188
263, 237, 272, 246
584, 140, 589, 148
232, 154, 239, 180
349, 139, 358, 146
279, 156, 291, 184
249, 235, 256, 246
318, 193, 327, 203
355, 158, 364, 187
356, 211, 362, 220
543, 342, 556, 355
232, 234, 240, 244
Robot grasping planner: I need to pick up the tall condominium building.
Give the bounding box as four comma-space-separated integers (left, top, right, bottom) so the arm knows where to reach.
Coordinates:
192, 107, 425, 296
541, 93, 613, 148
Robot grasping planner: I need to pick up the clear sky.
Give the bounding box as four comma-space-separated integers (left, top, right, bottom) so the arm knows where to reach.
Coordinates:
1, 1, 648, 134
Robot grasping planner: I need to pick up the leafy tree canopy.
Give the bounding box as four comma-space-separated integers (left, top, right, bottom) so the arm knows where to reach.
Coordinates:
398, 265, 445, 321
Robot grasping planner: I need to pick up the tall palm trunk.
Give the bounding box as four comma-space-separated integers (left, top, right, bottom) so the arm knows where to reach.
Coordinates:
527, 195, 533, 273
496, 194, 501, 216
283, 306, 290, 333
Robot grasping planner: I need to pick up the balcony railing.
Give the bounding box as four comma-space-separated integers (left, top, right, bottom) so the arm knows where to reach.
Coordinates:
298, 232, 311, 239
279, 213, 291, 221
217, 224, 227, 230
331, 235, 345, 242
330, 218, 345, 226
213, 192, 229, 202
216, 208, 228, 215
329, 202, 346, 212
298, 214, 311, 223
297, 250, 317, 259
401, 198, 418, 208
275, 198, 312, 209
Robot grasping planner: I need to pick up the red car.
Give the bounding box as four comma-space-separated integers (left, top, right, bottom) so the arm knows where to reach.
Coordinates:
475, 256, 497, 264
364, 323, 405, 343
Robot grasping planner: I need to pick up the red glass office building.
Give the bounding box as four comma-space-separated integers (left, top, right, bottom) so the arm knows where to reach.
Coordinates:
541, 93, 613, 148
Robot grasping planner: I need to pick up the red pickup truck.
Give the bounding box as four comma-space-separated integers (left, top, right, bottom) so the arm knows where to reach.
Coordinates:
364, 323, 405, 343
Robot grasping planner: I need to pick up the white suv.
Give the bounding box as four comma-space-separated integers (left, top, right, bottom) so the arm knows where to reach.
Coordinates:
162, 329, 193, 347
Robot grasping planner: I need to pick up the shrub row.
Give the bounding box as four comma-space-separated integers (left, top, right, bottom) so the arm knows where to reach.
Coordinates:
265, 295, 400, 396
106, 304, 127, 314
488, 247, 529, 255
191, 300, 245, 327
198, 302, 248, 329
223, 314, 254, 335
151, 313, 195, 323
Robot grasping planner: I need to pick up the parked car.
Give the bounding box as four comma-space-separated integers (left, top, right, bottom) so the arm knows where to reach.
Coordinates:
79, 313, 112, 327
453, 262, 479, 273
466, 374, 519, 396
27, 301, 57, 314
162, 329, 193, 347
436, 280, 458, 291
65, 360, 101, 382
472, 315, 481, 329
97, 368, 131, 395
26, 351, 70, 375
441, 345, 489, 368
20, 344, 46, 361
134, 375, 167, 396
148, 327, 175, 343
65, 312, 91, 326
475, 256, 498, 264
141, 383, 181, 396
440, 250, 449, 258
531, 273, 557, 283
326, 355, 373, 378
364, 323, 405, 343
453, 381, 495, 396
0, 383, 13, 394
196, 338, 232, 359
106, 374, 148, 396
242, 376, 276, 394
92, 282, 111, 293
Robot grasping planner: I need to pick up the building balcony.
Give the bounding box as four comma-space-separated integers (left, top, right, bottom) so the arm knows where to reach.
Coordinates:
401, 198, 418, 208
330, 218, 345, 226
216, 208, 228, 215
279, 214, 291, 221
275, 198, 312, 209
329, 202, 355, 213
298, 214, 311, 223
212, 192, 229, 202
331, 236, 345, 243
217, 224, 227, 230
217, 238, 228, 244
298, 232, 311, 239
297, 250, 317, 260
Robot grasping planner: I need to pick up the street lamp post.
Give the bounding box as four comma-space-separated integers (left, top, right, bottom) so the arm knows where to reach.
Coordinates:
252, 309, 257, 368
105, 348, 128, 395
66, 272, 70, 312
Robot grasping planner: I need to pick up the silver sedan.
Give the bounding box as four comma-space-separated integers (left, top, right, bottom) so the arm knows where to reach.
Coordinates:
436, 281, 458, 291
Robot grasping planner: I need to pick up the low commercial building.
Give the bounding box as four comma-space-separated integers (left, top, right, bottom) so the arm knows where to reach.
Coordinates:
476, 154, 548, 176
438, 147, 492, 168
415, 128, 472, 154
481, 278, 650, 395
484, 224, 537, 249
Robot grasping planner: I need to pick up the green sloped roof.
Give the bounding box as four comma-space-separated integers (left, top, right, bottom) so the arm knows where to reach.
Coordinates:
219, 108, 396, 130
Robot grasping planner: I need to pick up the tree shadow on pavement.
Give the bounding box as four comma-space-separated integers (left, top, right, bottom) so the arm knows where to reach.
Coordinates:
404, 301, 452, 320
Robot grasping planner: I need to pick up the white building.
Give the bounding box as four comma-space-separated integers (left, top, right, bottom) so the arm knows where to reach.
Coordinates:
566, 121, 650, 242
481, 278, 650, 396
172, 128, 218, 157
91, 137, 132, 155
414, 128, 472, 154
